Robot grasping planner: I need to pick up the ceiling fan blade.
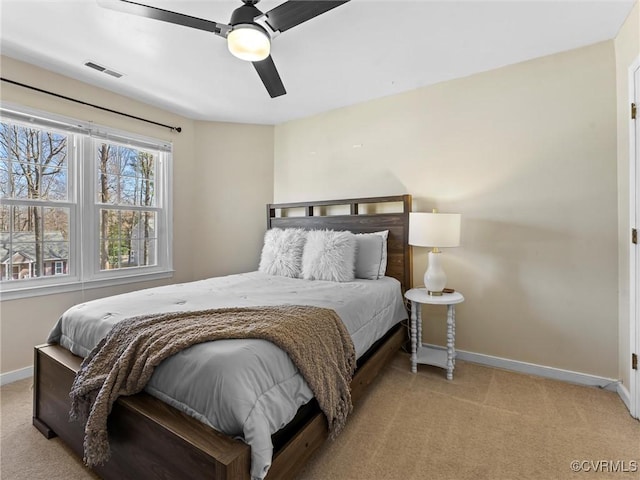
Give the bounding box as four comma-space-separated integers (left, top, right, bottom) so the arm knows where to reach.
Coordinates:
252, 56, 286, 98
263, 1, 350, 33
97, 0, 230, 36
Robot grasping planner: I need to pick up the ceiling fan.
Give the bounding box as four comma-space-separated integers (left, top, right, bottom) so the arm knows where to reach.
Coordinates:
98, 0, 351, 98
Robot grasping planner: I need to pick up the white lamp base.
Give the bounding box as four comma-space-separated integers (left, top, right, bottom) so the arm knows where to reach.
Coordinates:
424, 250, 447, 295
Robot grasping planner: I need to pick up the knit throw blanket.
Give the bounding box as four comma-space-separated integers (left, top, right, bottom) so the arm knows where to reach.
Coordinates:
69, 305, 356, 467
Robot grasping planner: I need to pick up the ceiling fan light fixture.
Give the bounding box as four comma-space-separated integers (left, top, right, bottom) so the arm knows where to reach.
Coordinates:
227, 24, 270, 62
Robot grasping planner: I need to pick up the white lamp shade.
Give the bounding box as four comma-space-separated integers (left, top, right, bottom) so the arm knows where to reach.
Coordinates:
227, 24, 271, 62
409, 212, 461, 248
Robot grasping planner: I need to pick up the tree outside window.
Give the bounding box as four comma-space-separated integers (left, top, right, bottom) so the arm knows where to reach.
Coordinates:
0, 123, 69, 280
97, 143, 157, 271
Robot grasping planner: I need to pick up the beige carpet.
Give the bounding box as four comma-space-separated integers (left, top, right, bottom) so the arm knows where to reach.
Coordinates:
2, 352, 638, 480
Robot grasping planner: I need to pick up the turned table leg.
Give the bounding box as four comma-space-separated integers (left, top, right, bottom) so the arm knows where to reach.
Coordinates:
410, 301, 418, 373
446, 304, 455, 380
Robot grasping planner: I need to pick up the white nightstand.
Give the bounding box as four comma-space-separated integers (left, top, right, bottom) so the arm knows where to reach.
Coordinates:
404, 288, 465, 380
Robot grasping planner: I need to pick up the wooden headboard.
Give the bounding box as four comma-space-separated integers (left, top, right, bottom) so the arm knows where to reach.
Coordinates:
266, 194, 412, 292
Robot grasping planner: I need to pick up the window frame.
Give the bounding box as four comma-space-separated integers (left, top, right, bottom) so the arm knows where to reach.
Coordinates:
0, 103, 173, 300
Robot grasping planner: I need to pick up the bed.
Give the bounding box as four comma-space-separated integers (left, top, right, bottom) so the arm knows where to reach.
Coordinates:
33, 194, 413, 480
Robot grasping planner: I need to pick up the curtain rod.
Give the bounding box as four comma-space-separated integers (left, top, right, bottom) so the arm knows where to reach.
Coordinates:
1, 77, 182, 133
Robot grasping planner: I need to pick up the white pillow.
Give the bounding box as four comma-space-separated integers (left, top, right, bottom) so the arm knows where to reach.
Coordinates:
301, 230, 357, 282
258, 228, 307, 278
355, 230, 389, 280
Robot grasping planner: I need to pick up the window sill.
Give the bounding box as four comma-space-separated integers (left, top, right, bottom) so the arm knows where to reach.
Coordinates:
0, 270, 175, 301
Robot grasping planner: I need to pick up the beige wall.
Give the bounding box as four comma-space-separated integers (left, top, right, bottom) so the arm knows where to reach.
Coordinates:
191, 121, 274, 280
615, 2, 640, 390
0, 56, 273, 375
275, 41, 619, 378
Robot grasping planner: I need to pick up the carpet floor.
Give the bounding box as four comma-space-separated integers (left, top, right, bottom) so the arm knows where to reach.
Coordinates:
1, 352, 638, 480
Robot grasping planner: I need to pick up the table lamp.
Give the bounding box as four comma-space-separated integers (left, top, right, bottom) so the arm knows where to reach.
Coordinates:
409, 210, 461, 295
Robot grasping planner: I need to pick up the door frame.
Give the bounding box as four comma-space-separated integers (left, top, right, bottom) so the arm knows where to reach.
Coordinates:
628, 56, 640, 419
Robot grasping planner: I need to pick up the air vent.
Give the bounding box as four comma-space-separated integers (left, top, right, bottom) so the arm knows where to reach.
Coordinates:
84, 61, 124, 79
84, 61, 106, 72
103, 69, 123, 78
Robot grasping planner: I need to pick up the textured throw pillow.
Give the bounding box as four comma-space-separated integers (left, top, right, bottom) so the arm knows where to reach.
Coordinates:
301, 230, 357, 282
258, 228, 307, 278
355, 230, 389, 280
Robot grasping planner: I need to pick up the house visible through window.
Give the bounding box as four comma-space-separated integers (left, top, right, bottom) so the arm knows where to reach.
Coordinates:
0, 105, 173, 299
0, 123, 70, 282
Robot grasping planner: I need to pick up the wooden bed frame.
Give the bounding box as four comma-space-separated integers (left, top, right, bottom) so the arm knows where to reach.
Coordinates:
33, 194, 412, 480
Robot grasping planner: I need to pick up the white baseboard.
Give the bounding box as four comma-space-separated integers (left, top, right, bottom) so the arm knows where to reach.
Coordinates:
456, 348, 621, 392
617, 382, 632, 411
0, 366, 33, 386
423, 343, 621, 392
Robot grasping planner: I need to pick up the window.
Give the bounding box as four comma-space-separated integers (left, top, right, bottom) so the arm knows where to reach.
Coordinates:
96, 142, 159, 271
0, 105, 172, 299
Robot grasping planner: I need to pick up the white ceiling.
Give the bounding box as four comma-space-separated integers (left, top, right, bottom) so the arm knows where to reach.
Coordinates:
1, 0, 636, 125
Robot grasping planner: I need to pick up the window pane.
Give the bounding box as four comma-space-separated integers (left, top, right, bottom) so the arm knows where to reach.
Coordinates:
40, 131, 68, 200
0, 160, 9, 199
99, 209, 119, 270
96, 174, 118, 204
96, 143, 156, 206
0, 126, 8, 158
139, 179, 155, 207
99, 208, 157, 270
43, 208, 70, 277
41, 165, 68, 201
120, 175, 137, 205
0, 123, 68, 201
0, 205, 9, 232
12, 206, 40, 234
134, 211, 156, 267
43, 207, 70, 240
137, 238, 157, 266
42, 242, 69, 276
8, 242, 36, 279
5, 162, 28, 199
1, 207, 12, 280
0, 205, 71, 280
